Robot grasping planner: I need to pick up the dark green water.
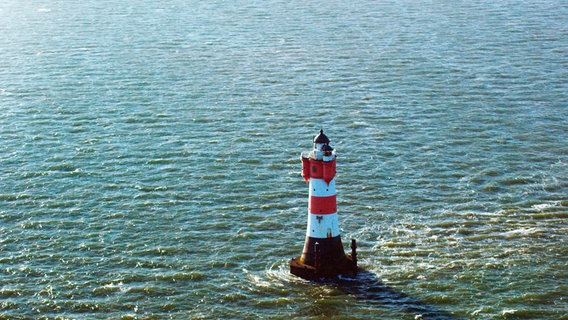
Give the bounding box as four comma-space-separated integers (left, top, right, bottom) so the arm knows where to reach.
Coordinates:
1, 0, 566, 319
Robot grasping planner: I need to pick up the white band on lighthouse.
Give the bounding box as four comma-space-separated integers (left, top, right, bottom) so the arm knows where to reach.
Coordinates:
309, 178, 336, 197
306, 212, 340, 238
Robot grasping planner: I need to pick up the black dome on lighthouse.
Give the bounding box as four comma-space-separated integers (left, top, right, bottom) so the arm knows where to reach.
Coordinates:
321, 144, 334, 156
313, 129, 330, 144
322, 144, 333, 152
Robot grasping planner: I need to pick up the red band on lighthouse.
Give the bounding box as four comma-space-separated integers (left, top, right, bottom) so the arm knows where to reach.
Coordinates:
301, 157, 336, 184
322, 160, 336, 184
309, 195, 337, 214
301, 157, 311, 183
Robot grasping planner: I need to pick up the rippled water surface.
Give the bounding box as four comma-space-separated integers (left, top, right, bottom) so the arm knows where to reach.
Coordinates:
1, 0, 567, 319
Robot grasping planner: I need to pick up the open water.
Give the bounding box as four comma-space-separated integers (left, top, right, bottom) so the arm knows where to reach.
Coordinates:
1, 1, 567, 319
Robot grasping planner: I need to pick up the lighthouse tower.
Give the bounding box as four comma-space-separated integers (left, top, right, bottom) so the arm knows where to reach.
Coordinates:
290, 130, 357, 280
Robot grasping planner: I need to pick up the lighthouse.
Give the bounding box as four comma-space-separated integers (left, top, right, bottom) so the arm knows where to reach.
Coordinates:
290, 130, 357, 280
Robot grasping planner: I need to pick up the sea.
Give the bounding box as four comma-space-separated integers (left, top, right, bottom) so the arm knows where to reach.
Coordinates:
0, 0, 566, 319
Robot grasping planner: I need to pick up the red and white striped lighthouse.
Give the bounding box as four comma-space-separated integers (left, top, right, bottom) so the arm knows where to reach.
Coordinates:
290, 130, 357, 280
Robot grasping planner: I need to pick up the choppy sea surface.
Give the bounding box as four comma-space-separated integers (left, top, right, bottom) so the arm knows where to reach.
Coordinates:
1, 1, 567, 319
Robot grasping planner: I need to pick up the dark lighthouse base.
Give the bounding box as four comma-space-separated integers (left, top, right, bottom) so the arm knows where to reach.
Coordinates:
290, 238, 358, 281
